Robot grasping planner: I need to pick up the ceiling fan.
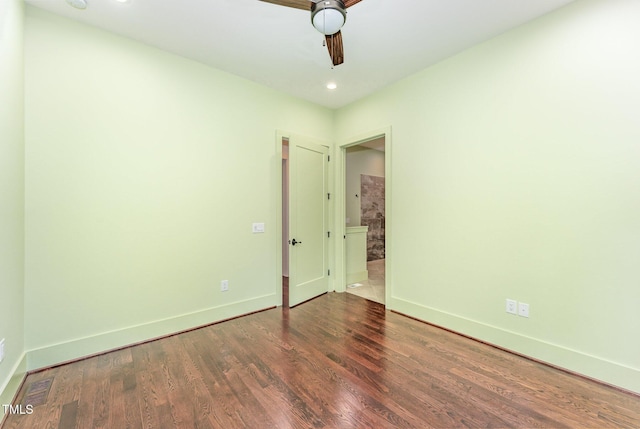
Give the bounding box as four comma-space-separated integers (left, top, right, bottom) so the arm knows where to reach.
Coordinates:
259, 0, 363, 66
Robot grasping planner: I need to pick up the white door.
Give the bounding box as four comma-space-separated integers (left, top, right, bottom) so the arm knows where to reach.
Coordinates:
288, 137, 330, 307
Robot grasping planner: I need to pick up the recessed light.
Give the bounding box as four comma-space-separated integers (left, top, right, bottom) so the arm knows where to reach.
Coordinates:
326, 82, 337, 90
66, 0, 87, 9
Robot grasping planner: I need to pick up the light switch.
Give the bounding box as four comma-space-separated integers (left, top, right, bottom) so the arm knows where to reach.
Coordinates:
252, 223, 265, 233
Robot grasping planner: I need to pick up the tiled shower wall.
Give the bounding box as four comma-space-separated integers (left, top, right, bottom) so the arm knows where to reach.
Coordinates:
361, 174, 385, 261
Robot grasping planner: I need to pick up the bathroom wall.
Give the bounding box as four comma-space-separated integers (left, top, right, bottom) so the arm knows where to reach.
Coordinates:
360, 174, 385, 261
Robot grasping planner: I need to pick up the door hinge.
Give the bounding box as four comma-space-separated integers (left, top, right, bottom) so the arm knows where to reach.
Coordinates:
328, 269, 331, 276
327, 231, 331, 238
328, 155, 331, 162
327, 193, 331, 200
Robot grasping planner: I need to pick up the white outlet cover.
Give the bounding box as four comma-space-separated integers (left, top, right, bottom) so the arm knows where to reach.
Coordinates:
252, 223, 265, 233
506, 299, 517, 315
518, 302, 530, 318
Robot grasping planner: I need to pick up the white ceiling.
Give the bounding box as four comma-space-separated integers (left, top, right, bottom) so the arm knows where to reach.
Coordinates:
24, 0, 576, 109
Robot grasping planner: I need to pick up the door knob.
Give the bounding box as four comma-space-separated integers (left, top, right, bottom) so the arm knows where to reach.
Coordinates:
291, 238, 302, 246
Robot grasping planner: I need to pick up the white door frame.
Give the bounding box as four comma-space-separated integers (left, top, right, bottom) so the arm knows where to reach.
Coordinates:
334, 127, 392, 306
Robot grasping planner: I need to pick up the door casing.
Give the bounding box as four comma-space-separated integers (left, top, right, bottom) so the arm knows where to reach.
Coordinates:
334, 127, 392, 305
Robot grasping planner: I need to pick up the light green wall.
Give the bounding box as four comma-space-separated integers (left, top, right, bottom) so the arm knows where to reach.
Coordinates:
0, 0, 27, 415
335, 0, 640, 392
6, 0, 639, 399
23, 7, 333, 369
345, 146, 385, 226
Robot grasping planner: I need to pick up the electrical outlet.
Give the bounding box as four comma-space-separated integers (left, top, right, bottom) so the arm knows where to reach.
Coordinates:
221, 280, 229, 292
518, 302, 530, 318
0, 338, 5, 363
506, 299, 517, 315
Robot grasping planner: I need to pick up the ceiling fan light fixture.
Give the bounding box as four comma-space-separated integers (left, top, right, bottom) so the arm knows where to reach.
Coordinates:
311, 0, 346, 36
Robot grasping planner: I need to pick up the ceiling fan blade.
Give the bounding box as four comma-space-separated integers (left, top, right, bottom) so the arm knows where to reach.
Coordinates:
344, 0, 363, 8
258, 0, 312, 11
325, 31, 344, 66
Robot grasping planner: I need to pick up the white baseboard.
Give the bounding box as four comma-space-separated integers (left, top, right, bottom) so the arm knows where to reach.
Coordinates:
389, 296, 640, 394
26, 294, 276, 371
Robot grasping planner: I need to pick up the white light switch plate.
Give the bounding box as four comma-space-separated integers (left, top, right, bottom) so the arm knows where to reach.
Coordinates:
0, 338, 5, 363
252, 223, 265, 233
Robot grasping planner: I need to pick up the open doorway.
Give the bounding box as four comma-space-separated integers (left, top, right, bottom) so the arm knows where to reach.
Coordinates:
344, 137, 386, 304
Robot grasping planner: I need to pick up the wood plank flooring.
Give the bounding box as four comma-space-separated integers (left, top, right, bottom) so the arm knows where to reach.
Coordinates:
3, 293, 640, 428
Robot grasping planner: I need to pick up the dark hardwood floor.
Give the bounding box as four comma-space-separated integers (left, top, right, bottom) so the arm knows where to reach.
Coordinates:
3, 293, 640, 428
